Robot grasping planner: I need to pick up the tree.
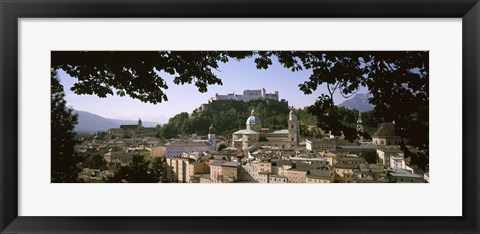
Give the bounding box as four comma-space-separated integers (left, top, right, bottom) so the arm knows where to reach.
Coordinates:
51, 70, 83, 182
151, 157, 165, 182
360, 150, 378, 164
52, 51, 428, 169
218, 144, 227, 151
114, 154, 157, 183
256, 51, 428, 169
51, 51, 254, 104
84, 153, 107, 170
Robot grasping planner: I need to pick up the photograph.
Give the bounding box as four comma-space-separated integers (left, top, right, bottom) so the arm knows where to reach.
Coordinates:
51, 51, 429, 183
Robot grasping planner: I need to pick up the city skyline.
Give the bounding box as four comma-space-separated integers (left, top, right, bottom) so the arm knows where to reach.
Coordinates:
59, 56, 368, 123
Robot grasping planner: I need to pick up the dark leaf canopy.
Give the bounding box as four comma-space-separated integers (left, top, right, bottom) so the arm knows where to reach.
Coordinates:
52, 51, 254, 104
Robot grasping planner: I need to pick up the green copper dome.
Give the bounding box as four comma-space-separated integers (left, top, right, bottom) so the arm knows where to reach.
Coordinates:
246, 109, 262, 125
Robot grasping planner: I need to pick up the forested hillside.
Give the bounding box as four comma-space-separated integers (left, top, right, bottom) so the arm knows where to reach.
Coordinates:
154, 99, 382, 140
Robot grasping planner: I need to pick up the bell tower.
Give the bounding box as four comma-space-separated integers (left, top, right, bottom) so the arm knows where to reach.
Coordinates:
356, 112, 364, 142
288, 110, 299, 148
208, 124, 217, 151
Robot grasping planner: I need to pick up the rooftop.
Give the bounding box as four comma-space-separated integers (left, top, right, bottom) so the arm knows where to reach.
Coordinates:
387, 168, 423, 178
309, 169, 331, 177
210, 160, 224, 167
373, 122, 398, 137
165, 141, 210, 147
306, 174, 330, 180
233, 129, 259, 135
270, 129, 289, 134
335, 163, 360, 169
275, 160, 294, 167
222, 162, 241, 167
291, 157, 327, 162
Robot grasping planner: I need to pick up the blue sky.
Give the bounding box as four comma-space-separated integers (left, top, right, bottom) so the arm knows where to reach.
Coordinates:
59, 56, 367, 124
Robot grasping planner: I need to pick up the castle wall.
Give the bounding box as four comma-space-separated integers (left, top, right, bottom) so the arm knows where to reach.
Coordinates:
209, 88, 279, 102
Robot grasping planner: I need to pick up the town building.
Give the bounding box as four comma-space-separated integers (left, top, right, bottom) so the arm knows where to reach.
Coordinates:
290, 156, 329, 167
386, 168, 424, 183
306, 138, 359, 152
166, 157, 191, 183
352, 164, 388, 183
258, 161, 272, 173
269, 175, 288, 183
306, 138, 337, 151
373, 122, 402, 145
257, 171, 270, 183
335, 155, 368, 166
145, 146, 162, 157
272, 160, 294, 177
390, 153, 406, 170
285, 168, 309, 183
165, 157, 209, 183
222, 162, 240, 183
318, 151, 337, 166
306, 169, 334, 183
239, 162, 258, 182
160, 138, 215, 158
232, 109, 299, 150
107, 118, 156, 138
334, 163, 359, 183
376, 147, 404, 167
199, 174, 213, 183
210, 160, 224, 183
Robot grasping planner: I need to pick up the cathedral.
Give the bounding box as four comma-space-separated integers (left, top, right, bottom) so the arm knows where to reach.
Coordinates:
231, 109, 299, 150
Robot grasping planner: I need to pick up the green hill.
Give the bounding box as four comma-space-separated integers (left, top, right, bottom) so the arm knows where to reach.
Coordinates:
156, 99, 292, 138
154, 99, 381, 140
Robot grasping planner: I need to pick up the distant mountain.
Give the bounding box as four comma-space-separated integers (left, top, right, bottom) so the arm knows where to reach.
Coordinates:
73, 110, 160, 132
338, 93, 374, 112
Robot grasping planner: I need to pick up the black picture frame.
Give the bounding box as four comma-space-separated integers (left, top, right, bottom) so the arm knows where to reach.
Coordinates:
1, 0, 479, 233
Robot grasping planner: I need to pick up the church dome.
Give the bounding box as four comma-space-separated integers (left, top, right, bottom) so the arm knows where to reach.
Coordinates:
246, 115, 262, 125
246, 108, 262, 125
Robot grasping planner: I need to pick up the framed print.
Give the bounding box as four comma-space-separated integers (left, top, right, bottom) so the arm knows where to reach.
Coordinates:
1, 0, 479, 233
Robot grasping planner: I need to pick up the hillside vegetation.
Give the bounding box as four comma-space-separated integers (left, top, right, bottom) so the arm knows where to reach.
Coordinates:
154, 99, 382, 140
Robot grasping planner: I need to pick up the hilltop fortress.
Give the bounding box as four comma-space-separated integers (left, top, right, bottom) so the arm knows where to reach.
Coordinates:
209, 88, 279, 103
201, 88, 287, 113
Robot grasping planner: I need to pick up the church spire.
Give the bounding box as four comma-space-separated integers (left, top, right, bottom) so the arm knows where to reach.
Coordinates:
356, 112, 363, 132
209, 124, 215, 134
